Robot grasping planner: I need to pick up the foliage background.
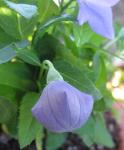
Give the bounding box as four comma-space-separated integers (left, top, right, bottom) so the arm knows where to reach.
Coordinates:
0, 0, 124, 150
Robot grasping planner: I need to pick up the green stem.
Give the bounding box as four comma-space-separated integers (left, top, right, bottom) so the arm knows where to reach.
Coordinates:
36, 65, 45, 91
17, 14, 23, 40
36, 131, 43, 150
60, 0, 64, 9
100, 49, 124, 62
33, 14, 75, 46
1, 124, 9, 135
103, 37, 119, 50
61, 0, 75, 13
39, 65, 45, 80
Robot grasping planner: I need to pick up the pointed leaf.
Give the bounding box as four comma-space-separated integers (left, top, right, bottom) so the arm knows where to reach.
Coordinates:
0, 97, 16, 123
47, 132, 66, 150
4, 0, 37, 19
0, 62, 36, 91
17, 49, 41, 66
54, 60, 102, 100
0, 44, 16, 64
18, 92, 42, 148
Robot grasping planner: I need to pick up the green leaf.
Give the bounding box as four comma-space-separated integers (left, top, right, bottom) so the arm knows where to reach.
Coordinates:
0, 85, 19, 102
37, 0, 59, 22
103, 90, 114, 109
18, 92, 42, 149
6, 113, 18, 138
16, 49, 41, 66
69, 23, 105, 47
4, 0, 38, 19
0, 27, 17, 48
0, 85, 22, 138
0, 7, 20, 39
93, 52, 107, 87
47, 132, 66, 150
0, 44, 16, 64
75, 117, 95, 147
0, 6, 37, 39
0, 97, 16, 123
73, 23, 94, 46
35, 34, 91, 77
0, 62, 36, 91
94, 99, 106, 112
54, 60, 102, 100
63, 33, 79, 56
33, 15, 75, 45
39, 14, 74, 34
15, 40, 29, 49
94, 116, 114, 148
75, 115, 114, 148
17, 15, 38, 39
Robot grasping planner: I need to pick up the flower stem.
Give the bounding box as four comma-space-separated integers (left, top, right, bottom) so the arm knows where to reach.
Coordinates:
36, 131, 43, 150
61, 0, 75, 13
103, 37, 119, 49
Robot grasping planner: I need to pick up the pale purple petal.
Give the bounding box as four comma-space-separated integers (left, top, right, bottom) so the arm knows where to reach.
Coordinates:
47, 81, 81, 131
87, 0, 120, 7
47, 84, 72, 129
32, 90, 64, 132
32, 80, 94, 133
75, 92, 94, 128
85, 3, 114, 39
77, 3, 88, 25
76, 0, 119, 39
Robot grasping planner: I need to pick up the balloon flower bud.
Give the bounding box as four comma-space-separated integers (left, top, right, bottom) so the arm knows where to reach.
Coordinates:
32, 80, 94, 133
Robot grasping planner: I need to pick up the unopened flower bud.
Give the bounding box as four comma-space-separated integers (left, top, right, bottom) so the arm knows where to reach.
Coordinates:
32, 80, 94, 133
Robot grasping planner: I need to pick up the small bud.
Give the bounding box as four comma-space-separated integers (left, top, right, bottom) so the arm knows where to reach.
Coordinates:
43, 60, 63, 84
32, 80, 94, 133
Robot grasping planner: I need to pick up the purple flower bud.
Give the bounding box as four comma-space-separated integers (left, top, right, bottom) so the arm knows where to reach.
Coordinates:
32, 80, 94, 133
77, 0, 120, 39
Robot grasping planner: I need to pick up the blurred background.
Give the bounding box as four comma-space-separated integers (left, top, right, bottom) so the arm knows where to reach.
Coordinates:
114, 0, 124, 25
108, 1, 124, 150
